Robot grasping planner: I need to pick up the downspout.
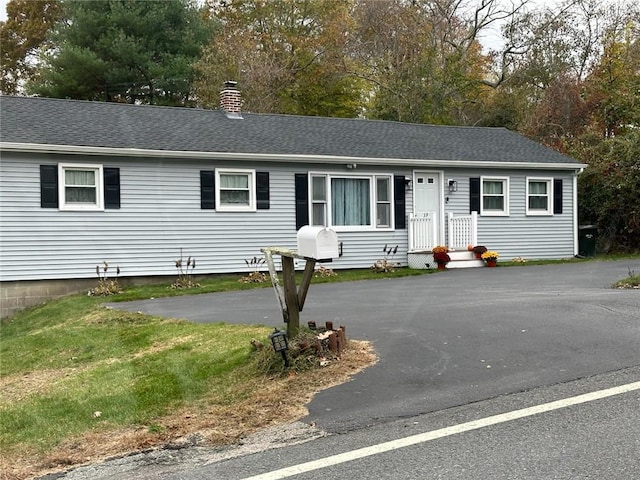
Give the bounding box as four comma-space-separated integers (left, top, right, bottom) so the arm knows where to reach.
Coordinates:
573, 168, 583, 256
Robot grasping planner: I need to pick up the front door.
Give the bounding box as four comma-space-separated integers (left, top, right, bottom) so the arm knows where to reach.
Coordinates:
412, 172, 442, 248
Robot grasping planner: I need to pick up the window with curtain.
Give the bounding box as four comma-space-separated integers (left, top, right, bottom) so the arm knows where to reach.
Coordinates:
59, 164, 103, 210
527, 178, 552, 215
481, 177, 509, 215
332, 177, 370, 226
310, 173, 393, 230
216, 169, 255, 211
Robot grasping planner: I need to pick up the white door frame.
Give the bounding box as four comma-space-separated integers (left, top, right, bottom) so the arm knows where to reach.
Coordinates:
412, 170, 445, 246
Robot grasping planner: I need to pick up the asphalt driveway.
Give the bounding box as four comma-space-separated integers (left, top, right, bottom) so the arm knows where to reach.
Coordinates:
109, 260, 640, 434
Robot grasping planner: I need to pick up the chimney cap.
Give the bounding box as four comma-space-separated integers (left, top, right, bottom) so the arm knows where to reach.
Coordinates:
224, 80, 238, 89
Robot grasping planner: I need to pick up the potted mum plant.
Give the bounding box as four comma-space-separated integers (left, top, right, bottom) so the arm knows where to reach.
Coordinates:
472, 245, 488, 259
432, 245, 450, 269
481, 250, 499, 267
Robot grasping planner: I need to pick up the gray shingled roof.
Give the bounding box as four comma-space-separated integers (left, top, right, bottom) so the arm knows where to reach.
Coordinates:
1, 95, 581, 165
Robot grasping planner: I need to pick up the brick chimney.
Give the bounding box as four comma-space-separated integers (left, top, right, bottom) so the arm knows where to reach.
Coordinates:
220, 80, 242, 118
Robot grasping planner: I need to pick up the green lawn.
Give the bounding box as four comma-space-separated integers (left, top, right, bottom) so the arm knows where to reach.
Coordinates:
0, 295, 269, 455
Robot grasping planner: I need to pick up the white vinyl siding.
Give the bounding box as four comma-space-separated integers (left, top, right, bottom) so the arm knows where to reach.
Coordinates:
445, 170, 575, 260
59, 163, 103, 211
0, 154, 579, 284
0, 156, 409, 282
526, 177, 553, 215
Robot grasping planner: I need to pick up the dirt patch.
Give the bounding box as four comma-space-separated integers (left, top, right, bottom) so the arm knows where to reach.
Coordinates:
0, 368, 90, 405
2, 340, 377, 480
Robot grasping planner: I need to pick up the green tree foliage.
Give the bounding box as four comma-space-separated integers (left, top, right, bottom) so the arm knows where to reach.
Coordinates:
196, 0, 364, 116
0, 0, 62, 94
350, 0, 494, 125
576, 131, 640, 252
28, 0, 216, 105
584, 20, 640, 138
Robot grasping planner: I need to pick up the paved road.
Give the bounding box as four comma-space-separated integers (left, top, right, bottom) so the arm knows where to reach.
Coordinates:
154, 368, 640, 480
110, 260, 640, 434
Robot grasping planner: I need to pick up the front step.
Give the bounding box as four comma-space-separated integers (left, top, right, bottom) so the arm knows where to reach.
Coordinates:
408, 250, 484, 269
446, 250, 484, 269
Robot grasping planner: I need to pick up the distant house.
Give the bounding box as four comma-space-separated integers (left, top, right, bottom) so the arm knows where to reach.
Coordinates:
0, 84, 585, 317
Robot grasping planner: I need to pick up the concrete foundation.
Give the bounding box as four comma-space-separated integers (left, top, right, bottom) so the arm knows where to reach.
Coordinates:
0, 276, 173, 319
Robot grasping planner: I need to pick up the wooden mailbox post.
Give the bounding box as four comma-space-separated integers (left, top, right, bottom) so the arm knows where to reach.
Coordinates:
261, 225, 340, 339
261, 247, 316, 339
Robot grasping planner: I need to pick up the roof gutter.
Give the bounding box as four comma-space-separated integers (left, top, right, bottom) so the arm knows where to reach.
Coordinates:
0, 142, 588, 171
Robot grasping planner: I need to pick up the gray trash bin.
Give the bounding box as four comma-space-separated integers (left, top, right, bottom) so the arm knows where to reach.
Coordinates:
578, 225, 597, 257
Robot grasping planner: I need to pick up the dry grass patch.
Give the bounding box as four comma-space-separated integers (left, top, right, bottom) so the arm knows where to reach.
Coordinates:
0, 368, 91, 406
3, 340, 376, 480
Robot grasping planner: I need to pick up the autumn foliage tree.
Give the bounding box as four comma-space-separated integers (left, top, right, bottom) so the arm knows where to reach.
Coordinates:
196, 0, 364, 116
0, 0, 61, 94
349, 0, 495, 124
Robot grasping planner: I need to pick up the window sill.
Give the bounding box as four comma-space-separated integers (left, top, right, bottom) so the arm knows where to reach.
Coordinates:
526, 212, 553, 216
59, 205, 104, 212
480, 212, 509, 217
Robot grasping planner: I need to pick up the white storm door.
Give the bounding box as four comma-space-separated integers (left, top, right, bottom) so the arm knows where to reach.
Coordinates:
413, 172, 442, 246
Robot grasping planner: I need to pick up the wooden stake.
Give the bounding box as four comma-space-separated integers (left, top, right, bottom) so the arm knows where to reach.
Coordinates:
282, 256, 299, 339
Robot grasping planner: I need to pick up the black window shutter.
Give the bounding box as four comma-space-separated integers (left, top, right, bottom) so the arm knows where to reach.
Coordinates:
470, 177, 481, 213
394, 175, 406, 229
294, 173, 309, 230
40, 165, 58, 208
104, 167, 120, 209
200, 170, 215, 209
256, 171, 270, 209
553, 179, 563, 214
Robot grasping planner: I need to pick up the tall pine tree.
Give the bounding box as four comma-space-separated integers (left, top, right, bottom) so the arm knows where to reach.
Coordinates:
29, 0, 216, 105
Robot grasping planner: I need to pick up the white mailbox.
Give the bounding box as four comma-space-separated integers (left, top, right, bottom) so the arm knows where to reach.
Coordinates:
297, 226, 339, 260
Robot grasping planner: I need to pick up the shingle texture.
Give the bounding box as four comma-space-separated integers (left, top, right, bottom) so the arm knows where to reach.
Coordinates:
1, 95, 580, 165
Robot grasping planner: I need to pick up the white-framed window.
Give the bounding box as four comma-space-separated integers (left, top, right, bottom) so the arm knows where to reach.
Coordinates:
481, 176, 509, 216
58, 163, 104, 211
376, 175, 392, 227
311, 175, 327, 225
310, 173, 394, 230
216, 168, 256, 211
526, 177, 553, 215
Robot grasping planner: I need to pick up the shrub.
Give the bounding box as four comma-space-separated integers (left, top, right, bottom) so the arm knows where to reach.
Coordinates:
371, 244, 400, 273
239, 256, 268, 283
88, 261, 121, 296
172, 249, 200, 289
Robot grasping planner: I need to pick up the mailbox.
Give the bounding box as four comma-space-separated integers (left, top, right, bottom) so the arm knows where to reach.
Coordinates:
297, 226, 339, 261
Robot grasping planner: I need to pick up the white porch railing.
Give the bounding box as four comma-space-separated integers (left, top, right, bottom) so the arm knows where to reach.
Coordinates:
447, 212, 477, 249
409, 212, 436, 251
410, 211, 478, 252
